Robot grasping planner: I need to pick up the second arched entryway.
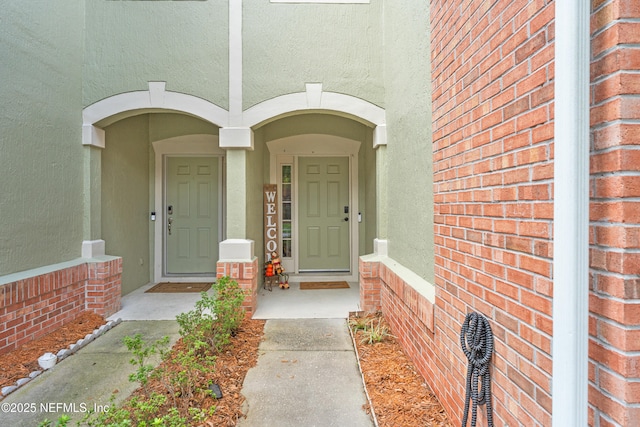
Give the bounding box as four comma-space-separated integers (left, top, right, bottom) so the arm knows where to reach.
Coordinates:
253, 113, 376, 282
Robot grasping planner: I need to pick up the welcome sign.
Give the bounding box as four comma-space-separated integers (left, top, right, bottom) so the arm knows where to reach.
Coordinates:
263, 184, 279, 257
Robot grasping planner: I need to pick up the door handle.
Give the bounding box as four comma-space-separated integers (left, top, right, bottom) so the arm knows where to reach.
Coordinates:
344, 217, 349, 222
168, 217, 173, 235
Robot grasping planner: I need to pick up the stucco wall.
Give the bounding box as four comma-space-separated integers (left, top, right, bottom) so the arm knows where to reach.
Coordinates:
149, 114, 220, 143
83, 0, 229, 108
261, 114, 369, 142
382, 1, 433, 283
243, 0, 384, 109
102, 116, 151, 295
0, 1, 85, 275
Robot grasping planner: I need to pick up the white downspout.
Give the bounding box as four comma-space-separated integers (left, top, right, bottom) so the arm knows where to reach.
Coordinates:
552, 0, 590, 426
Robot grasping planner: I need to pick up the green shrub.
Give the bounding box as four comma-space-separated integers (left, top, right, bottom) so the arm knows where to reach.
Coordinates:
77, 277, 245, 426
123, 334, 170, 397
176, 276, 245, 353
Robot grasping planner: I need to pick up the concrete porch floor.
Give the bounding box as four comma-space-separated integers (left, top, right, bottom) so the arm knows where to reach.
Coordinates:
108, 279, 362, 321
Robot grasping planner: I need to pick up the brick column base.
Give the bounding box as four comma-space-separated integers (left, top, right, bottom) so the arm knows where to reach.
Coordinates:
359, 256, 382, 312
217, 258, 259, 315
86, 257, 122, 317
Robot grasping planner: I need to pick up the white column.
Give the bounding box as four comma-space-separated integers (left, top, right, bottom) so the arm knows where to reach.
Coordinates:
552, 0, 590, 425
219, 0, 255, 263
373, 125, 388, 256
81, 128, 106, 258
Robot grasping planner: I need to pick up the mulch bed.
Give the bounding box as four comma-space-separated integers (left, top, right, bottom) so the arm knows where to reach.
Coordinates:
351, 312, 453, 427
1, 311, 452, 426
0, 311, 106, 390
123, 317, 266, 426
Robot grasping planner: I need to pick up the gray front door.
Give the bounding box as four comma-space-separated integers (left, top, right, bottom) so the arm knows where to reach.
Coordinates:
298, 157, 350, 272
165, 156, 219, 274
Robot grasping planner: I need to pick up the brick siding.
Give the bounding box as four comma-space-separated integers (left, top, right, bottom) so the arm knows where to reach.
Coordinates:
589, 0, 640, 425
359, 1, 640, 426
0, 258, 122, 355
430, 0, 555, 424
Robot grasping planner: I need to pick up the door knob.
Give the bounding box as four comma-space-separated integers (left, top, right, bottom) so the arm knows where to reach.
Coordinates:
168, 217, 173, 235
344, 217, 349, 222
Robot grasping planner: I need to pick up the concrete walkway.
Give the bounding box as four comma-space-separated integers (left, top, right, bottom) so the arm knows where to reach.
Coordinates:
238, 319, 374, 427
1, 320, 373, 426
1, 283, 372, 426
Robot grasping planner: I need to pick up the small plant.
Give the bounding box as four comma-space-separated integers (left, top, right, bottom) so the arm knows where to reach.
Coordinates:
189, 405, 216, 424
37, 415, 70, 427
349, 314, 371, 333
82, 393, 186, 427
360, 317, 394, 345
123, 334, 170, 396
168, 346, 216, 402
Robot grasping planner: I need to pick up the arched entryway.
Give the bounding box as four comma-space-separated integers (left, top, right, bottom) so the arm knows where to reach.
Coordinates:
83, 82, 387, 308
81, 83, 228, 294
256, 114, 374, 282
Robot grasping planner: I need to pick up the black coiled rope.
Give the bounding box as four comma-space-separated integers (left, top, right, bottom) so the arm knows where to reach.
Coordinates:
460, 312, 494, 427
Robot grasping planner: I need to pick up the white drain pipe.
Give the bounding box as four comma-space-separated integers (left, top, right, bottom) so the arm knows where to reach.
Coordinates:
552, 0, 590, 426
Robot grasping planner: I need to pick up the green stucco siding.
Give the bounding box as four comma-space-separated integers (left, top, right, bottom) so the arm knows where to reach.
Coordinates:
383, 1, 434, 283
261, 114, 367, 142
0, 1, 85, 275
149, 114, 220, 143
102, 116, 151, 295
243, 0, 384, 109
84, 0, 229, 109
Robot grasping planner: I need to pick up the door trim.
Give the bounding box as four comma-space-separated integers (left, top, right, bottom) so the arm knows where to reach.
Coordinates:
268, 134, 360, 282
152, 135, 225, 284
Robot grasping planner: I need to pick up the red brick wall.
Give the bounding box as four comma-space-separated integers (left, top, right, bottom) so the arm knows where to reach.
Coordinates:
86, 258, 123, 317
359, 257, 382, 312
430, 0, 555, 425
217, 258, 259, 314
589, 0, 640, 425
431, 0, 554, 426
0, 258, 122, 355
359, 256, 441, 395
364, 0, 640, 425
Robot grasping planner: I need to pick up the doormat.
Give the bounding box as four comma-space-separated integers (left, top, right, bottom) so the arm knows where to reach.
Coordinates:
145, 282, 211, 293
300, 281, 350, 290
